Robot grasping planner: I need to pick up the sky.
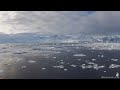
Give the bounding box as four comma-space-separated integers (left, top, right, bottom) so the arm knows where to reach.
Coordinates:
0, 11, 120, 35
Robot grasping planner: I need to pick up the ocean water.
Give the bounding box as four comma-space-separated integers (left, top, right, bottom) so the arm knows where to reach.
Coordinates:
0, 43, 120, 79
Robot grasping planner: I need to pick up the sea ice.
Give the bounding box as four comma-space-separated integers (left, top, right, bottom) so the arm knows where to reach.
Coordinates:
92, 59, 96, 61
53, 57, 56, 59
16, 58, 22, 62
28, 60, 36, 63
21, 66, 27, 69
71, 64, 77, 67
60, 62, 65, 64
111, 59, 118, 61
53, 65, 64, 69
61, 60, 63, 62
64, 69, 68, 71
87, 62, 95, 65
101, 55, 104, 57
116, 72, 119, 78
77, 59, 81, 61
109, 64, 120, 68
80, 63, 105, 70
59, 65, 64, 69
73, 54, 86, 57
98, 55, 100, 57
42, 68, 46, 70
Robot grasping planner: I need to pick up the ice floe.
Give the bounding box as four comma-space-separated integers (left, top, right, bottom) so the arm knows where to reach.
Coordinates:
53, 57, 56, 59
71, 64, 77, 67
77, 59, 81, 61
116, 72, 119, 78
101, 55, 104, 57
28, 60, 36, 63
61, 60, 63, 62
73, 54, 86, 57
64, 69, 68, 71
111, 59, 118, 61
59, 65, 64, 69
109, 64, 120, 68
60, 62, 65, 64
80, 63, 105, 70
53, 65, 64, 69
16, 58, 23, 62
42, 68, 46, 70
92, 59, 96, 61
21, 66, 27, 69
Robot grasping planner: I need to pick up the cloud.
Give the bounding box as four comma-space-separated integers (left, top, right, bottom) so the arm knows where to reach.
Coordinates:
0, 11, 120, 35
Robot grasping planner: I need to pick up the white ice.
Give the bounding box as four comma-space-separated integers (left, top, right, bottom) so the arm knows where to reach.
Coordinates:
109, 64, 120, 68
64, 69, 68, 71
71, 64, 77, 67
28, 60, 36, 63
111, 59, 118, 61
42, 68, 46, 70
21, 66, 27, 69
73, 54, 86, 57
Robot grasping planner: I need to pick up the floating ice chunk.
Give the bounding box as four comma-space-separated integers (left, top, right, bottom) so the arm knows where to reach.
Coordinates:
80, 63, 105, 70
53, 66, 59, 68
92, 59, 96, 61
93, 64, 99, 70
53, 57, 56, 59
64, 69, 68, 71
59, 65, 64, 68
42, 68, 46, 70
53, 65, 64, 69
101, 55, 104, 57
86, 65, 93, 68
87, 62, 96, 65
60, 62, 65, 64
109, 64, 120, 68
61, 60, 63, 62
81, 64, 86, 69
28, 60, 36, 63
73, 54, 86, 57
71, 64, 77, 67
98, 55, 101, 57
111, 59, 118, 61
98, 65, 105, 68
116, 72, 119, 78
77, 59, 81, 61
16, 58, 22, 62
21, 66, 27, 69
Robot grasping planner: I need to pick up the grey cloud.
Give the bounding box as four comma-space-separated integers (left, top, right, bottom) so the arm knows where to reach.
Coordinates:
0, 11, 120, 35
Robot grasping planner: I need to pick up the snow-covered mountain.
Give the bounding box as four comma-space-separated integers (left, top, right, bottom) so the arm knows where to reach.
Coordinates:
0, 32, 120, 43
0, 33, 93, 43
92, 35, 120, 43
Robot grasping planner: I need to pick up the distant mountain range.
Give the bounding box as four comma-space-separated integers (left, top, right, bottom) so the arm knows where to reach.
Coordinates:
0, 33, 120, 43
92, 35, 120, 43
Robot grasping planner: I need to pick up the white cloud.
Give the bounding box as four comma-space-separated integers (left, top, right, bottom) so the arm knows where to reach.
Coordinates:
0, 11, 120, 35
